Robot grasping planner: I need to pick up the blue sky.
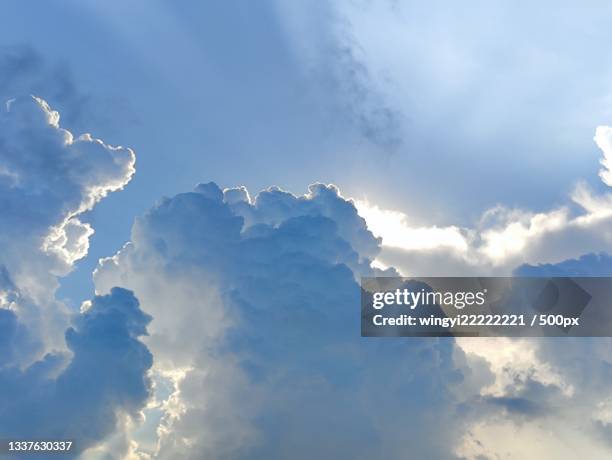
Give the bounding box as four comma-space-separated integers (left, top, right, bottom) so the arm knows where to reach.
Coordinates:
4, 1, 612, 459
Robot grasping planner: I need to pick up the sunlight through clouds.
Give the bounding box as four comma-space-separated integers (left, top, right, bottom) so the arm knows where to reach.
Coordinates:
354, 199, 469, 252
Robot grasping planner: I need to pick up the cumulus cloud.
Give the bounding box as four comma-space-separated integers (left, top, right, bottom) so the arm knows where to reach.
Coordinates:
0, 96, 135, 273
94, 181, 483, 459
225, 182, 384, 270
0, 95, 135, 353
91, 171, 612, 459
88, 167, 612, 460
0, 288, 153, 459
0, 95, 148, 457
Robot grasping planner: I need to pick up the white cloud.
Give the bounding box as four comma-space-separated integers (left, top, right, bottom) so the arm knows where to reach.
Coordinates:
0, 96, 148, 459
94, 182, 477, 459
0, 95, 135, 355
0, 95, 135, 287
354, 199, 468, 252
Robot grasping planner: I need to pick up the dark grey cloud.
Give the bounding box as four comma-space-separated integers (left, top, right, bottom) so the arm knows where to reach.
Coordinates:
484, 396, 542, 417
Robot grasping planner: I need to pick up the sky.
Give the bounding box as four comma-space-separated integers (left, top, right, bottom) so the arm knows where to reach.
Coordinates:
3, 1, 612, 459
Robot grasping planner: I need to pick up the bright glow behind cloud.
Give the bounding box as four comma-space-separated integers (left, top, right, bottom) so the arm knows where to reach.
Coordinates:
353, 125, 612, 275
596, 126, 612, 187
354, 199, 468, 252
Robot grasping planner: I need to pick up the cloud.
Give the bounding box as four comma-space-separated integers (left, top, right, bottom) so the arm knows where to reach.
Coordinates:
0, 96, 147, 457
596, 126, 612, 187
0, 287, 153, 458
88, 121, 612, 459
457, 333, 612, 459
225, 183, 384, 270
0, 95, 134, 278
354, 125, 612, 277
92, 175, 612, 459
355, 199, 468, 252
94, 181, 482, 459
455, 243, 612, 458
337, 123, 612, 458
2, 35, 611, 457
0, 95, 135, 353
516, 252, 612, 276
